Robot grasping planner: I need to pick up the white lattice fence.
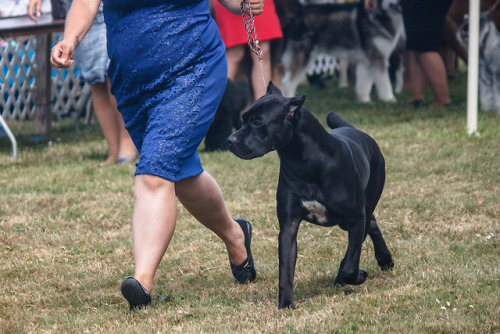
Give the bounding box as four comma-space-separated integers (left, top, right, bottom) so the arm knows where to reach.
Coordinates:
0, 34, 91, 121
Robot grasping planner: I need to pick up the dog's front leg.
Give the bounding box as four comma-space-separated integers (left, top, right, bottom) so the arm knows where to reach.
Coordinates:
277, 209, 301, 309
372, 65, 396, 102
355, 63, 374, 103
335, 214, 368, 286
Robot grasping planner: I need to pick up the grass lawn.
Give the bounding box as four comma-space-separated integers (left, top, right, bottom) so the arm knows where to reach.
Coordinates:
1, 72, 499, 333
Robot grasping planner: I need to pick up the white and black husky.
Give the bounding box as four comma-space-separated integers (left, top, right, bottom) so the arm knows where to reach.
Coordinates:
457, 0, 500, 113
280, 0, 403, 102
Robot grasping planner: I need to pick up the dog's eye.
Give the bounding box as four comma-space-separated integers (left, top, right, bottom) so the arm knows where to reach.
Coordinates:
253, 120, 263, 127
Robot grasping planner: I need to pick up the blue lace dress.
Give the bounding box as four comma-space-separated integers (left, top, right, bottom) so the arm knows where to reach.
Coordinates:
102, 0, 227, 181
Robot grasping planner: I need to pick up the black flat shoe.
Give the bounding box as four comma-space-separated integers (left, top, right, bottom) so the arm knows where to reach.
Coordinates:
411, 99, 425, 108
230, 218, 256, 284
120, 277, 151, 310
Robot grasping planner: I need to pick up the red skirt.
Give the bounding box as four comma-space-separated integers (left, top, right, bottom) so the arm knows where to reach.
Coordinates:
213, 0, 283, 48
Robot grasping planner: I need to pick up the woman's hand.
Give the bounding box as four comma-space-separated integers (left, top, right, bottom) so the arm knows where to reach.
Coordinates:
219, 0, 264, 15
27, 0, 43, 22
49, 0, 101, 68
51, 39, 76, 68
242, 0, 264, 15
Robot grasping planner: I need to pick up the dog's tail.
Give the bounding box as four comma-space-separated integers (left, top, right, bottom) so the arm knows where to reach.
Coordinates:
326, 112, 354, 129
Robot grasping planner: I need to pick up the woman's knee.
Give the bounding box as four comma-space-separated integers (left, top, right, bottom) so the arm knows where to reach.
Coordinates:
135, 174, 174, 197
175, 173, 205, 200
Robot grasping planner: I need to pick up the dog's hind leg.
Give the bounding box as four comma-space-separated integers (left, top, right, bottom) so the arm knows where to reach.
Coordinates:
334, 214, 368, 286
367, 215, 394, 271
355, 64, 374, 103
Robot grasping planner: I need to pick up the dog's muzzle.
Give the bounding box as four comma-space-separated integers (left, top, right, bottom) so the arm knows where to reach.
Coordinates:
227, 133, 262, 160
227, 133, 237, 150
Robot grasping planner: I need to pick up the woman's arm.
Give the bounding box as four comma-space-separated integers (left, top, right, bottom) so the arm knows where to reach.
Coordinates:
50, 0, 101, 68
218, 0, 264, 15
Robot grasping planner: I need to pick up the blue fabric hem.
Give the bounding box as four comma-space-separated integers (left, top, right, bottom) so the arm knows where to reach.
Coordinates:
134, 168, 204, 182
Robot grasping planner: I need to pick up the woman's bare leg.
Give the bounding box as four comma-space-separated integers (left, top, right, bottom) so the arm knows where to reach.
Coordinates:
175, 172, 247, 266
130, 172, 248, 293
131, 174, 177, 293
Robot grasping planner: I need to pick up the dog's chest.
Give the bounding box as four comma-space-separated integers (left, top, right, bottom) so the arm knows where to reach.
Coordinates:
302, 200, 330, 226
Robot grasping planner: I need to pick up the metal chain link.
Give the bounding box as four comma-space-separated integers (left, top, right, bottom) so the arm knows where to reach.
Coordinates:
241, 0, 263, 60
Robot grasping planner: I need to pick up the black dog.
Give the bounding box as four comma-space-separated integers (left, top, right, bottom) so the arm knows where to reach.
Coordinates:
227, 83, 394, 309
204, 78, 249, 151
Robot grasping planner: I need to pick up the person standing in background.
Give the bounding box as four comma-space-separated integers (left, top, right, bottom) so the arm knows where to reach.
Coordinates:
28, 0, 137, 164
402, 0, 453, 107
213, 0, 282, 100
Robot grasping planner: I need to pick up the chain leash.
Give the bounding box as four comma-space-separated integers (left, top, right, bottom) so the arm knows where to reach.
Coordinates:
240, 0, 267, 88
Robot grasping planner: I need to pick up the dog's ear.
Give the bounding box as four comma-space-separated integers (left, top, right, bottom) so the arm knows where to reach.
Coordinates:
266, 82, 283, 96
285, 95, 306, 122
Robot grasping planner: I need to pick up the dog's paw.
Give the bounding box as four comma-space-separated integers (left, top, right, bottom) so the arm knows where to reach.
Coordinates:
278, 299, 295, 309
333, 271, 347, 287
278, 302, 295, 309
333, 277, 346, 287
357, 269, 368, 284
342, 269, 368, 285
377, 253, 394, 271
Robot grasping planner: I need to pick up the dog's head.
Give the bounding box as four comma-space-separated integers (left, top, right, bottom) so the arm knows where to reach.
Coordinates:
457, 2, 499, 49
227, 82, 306, 160
379, 0, 402, 13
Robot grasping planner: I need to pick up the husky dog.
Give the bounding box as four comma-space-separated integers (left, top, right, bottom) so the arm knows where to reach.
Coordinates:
457, 0, 500, 113
280, 0, 403, 102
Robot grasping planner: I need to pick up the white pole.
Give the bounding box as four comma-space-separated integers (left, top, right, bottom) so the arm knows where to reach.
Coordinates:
467, 0, 480, 136
0, 115, 18, 161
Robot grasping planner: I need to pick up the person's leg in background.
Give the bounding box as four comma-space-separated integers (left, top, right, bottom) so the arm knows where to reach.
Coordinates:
250, 41, 271, 100
406, 50, 428, 105
226, 44, 245, 81
107, 79, 137, 163
402, 0, 452, 107
90, 81, 121, 164
90, 77, 136, 164
417, 51, 451, 106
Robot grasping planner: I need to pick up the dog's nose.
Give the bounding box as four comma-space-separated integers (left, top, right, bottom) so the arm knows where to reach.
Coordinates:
227, 134, 237, 148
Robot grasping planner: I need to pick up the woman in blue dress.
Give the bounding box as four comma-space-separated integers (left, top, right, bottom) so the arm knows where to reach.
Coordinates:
51, 0, 264, 310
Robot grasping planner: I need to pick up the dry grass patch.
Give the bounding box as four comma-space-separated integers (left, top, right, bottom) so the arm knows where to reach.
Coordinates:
1, 74, 499, 332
